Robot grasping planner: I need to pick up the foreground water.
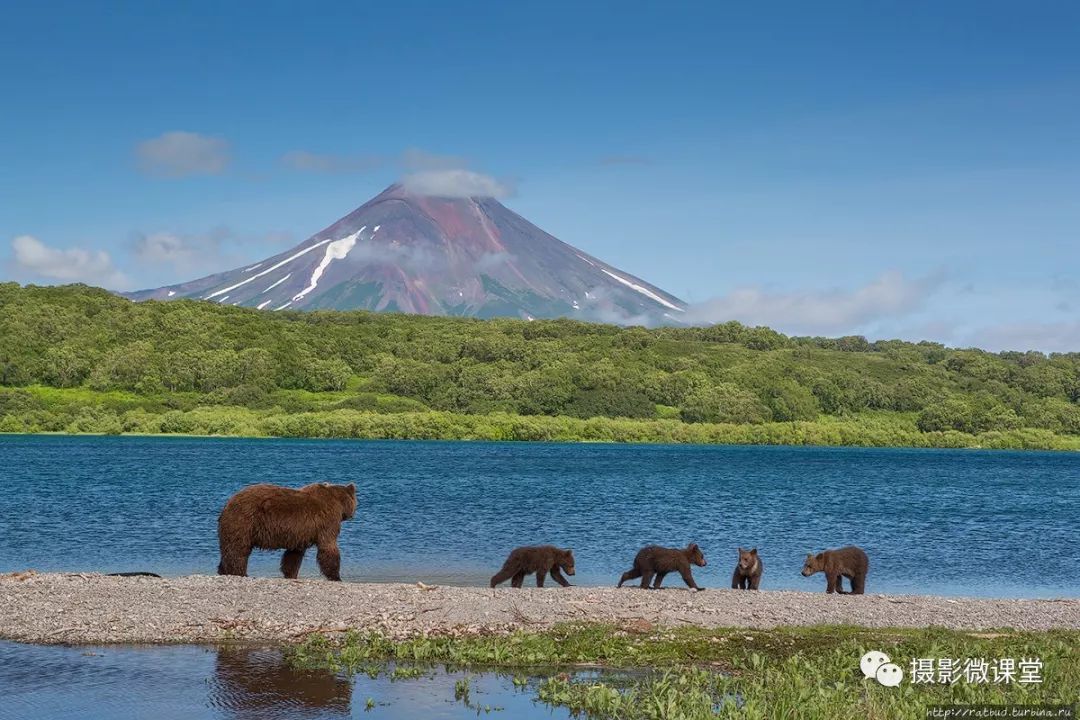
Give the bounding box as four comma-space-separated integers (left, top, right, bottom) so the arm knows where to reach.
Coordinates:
1, 436, 1077, 597
0, 641, 568, 720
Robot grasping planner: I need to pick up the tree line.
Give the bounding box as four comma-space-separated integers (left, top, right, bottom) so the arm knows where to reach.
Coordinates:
1, 283, 1078, 445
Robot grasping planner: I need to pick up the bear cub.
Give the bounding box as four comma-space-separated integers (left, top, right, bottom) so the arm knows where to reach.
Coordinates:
731, 547, 762, 590
801, 545, 869, 594
217, 482, 357, 581
618, 543, 707, 591
490, 545, 576, 588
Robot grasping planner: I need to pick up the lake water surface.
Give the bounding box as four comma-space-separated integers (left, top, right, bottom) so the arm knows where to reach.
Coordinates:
1, 436, 1077, 597
0, 641, 569, 720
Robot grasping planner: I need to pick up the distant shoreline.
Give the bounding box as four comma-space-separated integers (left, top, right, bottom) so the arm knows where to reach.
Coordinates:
4, 573, 1078, 646
2, 420, 1079, 452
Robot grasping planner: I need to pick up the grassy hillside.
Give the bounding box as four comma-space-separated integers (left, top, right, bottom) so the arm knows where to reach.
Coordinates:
2, 282, 1079, 449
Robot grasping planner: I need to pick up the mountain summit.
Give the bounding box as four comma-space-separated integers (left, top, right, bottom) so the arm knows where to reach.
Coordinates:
127, 184, 686, 322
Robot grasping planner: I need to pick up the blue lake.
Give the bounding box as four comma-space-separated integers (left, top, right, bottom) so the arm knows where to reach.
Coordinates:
1, 435, 1077, 598
0, 641, 572, 720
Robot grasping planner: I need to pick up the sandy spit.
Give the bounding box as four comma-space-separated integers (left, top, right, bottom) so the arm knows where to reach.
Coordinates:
2, 573, 1077, 645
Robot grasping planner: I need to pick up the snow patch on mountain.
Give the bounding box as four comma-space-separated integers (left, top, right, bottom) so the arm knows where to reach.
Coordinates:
600, 268, 684, 312
262, 273, 291, 293
206, 236, 337, 300
292, 227, 366, 303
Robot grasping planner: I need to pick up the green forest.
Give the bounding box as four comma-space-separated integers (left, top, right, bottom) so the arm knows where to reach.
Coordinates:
2, 282, 1079, 449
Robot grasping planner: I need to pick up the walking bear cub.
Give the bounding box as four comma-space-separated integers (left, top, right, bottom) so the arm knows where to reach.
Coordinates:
801, 545, 868, 594
618, 543, 707, 591
731, 547, 762, 590
217, 482, 357, 581
490, 545, 576, 588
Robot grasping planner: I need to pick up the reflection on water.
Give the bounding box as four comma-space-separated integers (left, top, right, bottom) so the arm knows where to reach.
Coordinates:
209, 647, 352, 719
0, 641, 569, 720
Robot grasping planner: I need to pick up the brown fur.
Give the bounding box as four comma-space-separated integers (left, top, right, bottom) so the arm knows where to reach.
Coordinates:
490, 545, 576, 588
731, 547, 762, 590
217, 482, 357, 581
617, 543, 707, 591
801, 545, 869, 594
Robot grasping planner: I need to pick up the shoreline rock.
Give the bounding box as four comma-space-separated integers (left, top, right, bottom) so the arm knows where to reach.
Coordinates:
3, 573, 1078, 646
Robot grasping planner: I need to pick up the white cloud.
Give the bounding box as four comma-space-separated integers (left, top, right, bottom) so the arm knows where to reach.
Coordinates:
281, 150, 383, 174
10, 235, 130, 289
962, 322, 1080, 354
136, 131, 230, 177
400, 169, 512, 198
682, 271, 941, 336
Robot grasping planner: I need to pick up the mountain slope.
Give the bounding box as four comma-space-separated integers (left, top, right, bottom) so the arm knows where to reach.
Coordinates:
126, 184, 686, 322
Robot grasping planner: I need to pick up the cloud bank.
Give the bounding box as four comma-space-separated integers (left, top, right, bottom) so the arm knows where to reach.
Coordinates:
10, 235, 129, 289
682, 270, 942, 336
136, 131, 230, 177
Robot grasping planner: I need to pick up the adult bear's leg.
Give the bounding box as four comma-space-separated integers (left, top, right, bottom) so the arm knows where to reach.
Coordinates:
281, 548, 306, 579
652, 572, 667, 589
218, 547, 250, 576
550, 568, 571, 587
316, 542, 342, 581
511, 571, 526, 588
617, 567, 641, 588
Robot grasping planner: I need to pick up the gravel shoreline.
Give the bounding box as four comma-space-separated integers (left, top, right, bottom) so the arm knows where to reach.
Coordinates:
3, 572, 1077, 646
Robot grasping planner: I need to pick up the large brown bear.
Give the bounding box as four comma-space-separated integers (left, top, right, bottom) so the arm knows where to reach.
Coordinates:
490, 545, 576, 588
217, 482, 357, 581
801, 545, 869, 594
617, 543, 707, 591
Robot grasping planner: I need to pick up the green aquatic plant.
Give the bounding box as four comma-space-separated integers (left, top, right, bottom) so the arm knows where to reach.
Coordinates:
288, 624, 1080, 719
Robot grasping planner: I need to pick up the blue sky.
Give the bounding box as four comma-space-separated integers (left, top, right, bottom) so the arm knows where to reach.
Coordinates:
2, 1, 1078, 350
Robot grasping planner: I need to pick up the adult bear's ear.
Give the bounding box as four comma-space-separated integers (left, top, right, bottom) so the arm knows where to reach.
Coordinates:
347, 483, 356, 495
688, 543, 699, 551
737, 546, 744, 554
750, 548, 757, 555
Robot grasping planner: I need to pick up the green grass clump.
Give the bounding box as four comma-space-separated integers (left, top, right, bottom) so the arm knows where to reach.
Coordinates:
288, 624, 1080, 719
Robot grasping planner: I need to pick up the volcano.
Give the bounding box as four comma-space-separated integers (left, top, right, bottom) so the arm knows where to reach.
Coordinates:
126, 184, 686, 323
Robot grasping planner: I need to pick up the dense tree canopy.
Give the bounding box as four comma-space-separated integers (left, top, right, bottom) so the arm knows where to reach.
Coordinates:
1, 283, 1078, 447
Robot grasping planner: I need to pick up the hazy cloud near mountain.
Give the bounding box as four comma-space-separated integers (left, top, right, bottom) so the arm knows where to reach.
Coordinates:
400, 169, 512, 199
9, 235, 130, 289
962, 321, 1080, 354
682, 270, 943, 336
136, 131, 230, 177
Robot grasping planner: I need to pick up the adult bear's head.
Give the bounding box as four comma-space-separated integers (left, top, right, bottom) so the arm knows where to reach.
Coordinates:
306, 482, 358, 521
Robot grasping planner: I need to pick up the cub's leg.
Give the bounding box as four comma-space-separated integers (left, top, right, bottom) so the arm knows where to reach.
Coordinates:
825, 572, 839, 594
850, 573, 865, 594
618, 567, 642, 588
536, 569, 547, 587
280, 548, 306, 579
551, 568, 572, 587
490, 566, 516, 588
511, 571, 527, 588
639, 570, 655, 589
731, 570, 742, 589
749, 574, 761, 590
652, 572, 668, 589
678, 566, 701, 591
316, 542, 342, 581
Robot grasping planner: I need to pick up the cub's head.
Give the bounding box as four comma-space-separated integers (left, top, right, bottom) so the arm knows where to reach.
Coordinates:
737, 547, 758, 572
686, 543, 707, 567
559, 548, 576, 576
801, 553, 822, 576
